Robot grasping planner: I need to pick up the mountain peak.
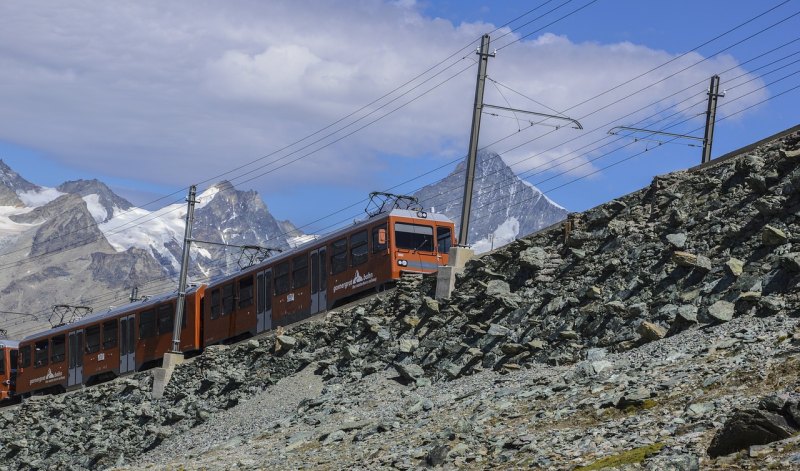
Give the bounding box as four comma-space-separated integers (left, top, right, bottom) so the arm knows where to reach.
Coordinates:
414, 149, 567, 250
0, 159, 40, 197
57, 179, 134, 223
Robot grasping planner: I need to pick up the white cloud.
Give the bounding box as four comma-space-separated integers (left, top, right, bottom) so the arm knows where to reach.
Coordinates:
0, 1, 768, 206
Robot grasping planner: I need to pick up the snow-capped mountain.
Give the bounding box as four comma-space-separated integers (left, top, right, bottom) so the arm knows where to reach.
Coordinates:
0, 164, 303, 337
414, 150, 568, 252
100, 181, 301, 278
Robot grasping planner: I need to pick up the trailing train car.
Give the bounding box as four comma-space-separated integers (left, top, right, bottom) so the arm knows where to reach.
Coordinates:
0, 340, 19, 402
16, 287, 204, 396
200, 208, 455, 341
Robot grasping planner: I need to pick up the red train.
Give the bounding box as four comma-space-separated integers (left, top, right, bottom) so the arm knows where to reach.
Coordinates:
2, 209, 455, 399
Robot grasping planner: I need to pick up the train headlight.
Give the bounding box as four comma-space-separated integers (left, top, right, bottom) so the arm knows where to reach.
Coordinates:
397, 260, 408, 267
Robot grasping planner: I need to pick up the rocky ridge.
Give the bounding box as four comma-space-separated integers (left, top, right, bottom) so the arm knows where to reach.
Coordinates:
0, 128, 798, 469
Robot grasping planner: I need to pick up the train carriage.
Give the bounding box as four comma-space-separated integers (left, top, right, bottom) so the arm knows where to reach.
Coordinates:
0, 340, 19, 402
202, 209, 455, 340
16, 287, 204, 396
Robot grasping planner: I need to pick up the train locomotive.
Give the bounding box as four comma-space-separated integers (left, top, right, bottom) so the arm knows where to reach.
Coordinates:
5, 208, 455, 399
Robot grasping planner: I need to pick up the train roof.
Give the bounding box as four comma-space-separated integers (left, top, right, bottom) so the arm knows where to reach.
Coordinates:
202, 208, 454, 287
20, 285, 201, 342
0, 340, 19, 349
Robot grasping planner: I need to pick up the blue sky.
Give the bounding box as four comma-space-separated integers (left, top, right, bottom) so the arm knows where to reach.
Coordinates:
0, 0, 797, 236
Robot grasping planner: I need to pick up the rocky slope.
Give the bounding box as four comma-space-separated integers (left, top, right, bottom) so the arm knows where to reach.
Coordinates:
414, 149, 568, 250
0, 127, 798, 470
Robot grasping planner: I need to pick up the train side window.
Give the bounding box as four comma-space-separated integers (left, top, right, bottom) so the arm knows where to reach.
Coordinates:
20, 346, 31, 368
372, 224, 388, 253
85, 325, 101, 353
103, 320, 118, 349
222, 283, 235, 315
0, 350, 4, 375
292, 255, 308, 289
51, 335, 66, 363
274, 262, 290, 295
157, 304, 173, 335
239, 276, 254, 308
139, 309, 156, 339
395, 223, 433, 251
34, 340, 49, 367
210, 289, 221, 319
351, 230, 368, 266
437, 226, 452, 254
331, 238, 347, 274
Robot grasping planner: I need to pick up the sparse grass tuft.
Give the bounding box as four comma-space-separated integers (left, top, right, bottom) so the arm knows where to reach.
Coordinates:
575, 442, 665, 470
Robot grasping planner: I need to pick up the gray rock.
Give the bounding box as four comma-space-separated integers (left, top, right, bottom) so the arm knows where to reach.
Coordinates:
487, 323, 511, 337
725, 258, 744, 277
637, 321, 667, 342
780, 148, 800, 159
519, 247, 547, 270
604, 301, 627, 314
426, 444, 450, 466
275, 335, 297, 352
666, 233, 687, 248
677, 305, 698, 323
672, 251, 698, 267
616, 388, 653, 408
585, 285, 603, 299
686, 402, 715, 417
486, 280, 511, 297
395, 363, 425, 382
762, 225, 788, 245
707, 409, 798, 457
779, 253, 800, 272
707, 301, 735, 322
695, 255, 712, 272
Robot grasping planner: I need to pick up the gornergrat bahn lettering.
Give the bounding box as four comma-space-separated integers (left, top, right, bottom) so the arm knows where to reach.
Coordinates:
0, 209, 455, 401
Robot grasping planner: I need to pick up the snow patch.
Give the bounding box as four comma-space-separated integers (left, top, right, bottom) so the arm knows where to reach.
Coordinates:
471, 217, 520, 254
17, 188, 65, 207
521, 180, 566, 211
82, 194, 108, 222
196, 186, 220, 209
0, 206, 39, 234
99, 202, 188, 271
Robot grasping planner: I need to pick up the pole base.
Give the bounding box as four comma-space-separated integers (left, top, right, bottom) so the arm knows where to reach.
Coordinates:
152, 352, 185, 399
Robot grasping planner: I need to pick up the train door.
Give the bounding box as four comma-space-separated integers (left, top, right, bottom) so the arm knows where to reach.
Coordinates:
119, 315, 136, 374
256, 269, 273, 333
67, 330, 84, 387
310, 248, 328, 314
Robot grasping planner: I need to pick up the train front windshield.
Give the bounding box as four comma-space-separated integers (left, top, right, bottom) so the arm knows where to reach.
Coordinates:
395, 223, 434, 251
